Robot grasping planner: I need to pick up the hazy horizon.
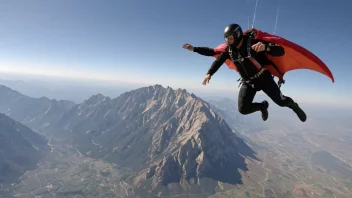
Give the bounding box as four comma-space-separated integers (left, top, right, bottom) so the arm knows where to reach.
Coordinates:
1, 72, 351, 115
2, 72, 351, 134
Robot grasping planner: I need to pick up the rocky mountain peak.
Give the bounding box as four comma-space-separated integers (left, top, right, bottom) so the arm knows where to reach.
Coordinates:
55, 84, 255, 190
0, 84, 255, 195
133, 95, 253, 189
86, 93, 110, 104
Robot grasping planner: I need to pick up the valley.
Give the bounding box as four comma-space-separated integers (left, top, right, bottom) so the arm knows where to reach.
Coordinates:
3, 137, 136, 198
226, 117, 352, 198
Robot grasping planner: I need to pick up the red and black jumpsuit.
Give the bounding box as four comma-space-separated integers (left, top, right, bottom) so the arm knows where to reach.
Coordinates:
193, 35, 296, 115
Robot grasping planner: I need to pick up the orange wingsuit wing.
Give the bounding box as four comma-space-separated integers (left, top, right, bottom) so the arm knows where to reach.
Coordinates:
212, 29, 334, 83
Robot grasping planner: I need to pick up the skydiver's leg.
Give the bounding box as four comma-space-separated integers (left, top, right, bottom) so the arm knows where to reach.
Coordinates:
261, 72, 307, 122
238, 82, 269, 121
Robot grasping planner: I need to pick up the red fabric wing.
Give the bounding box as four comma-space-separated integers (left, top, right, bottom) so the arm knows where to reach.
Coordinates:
250, 29, 334, 82
212, 29, 334, 82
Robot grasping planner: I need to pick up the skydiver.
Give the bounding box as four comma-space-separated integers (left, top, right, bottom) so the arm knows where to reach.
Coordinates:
182, 23, 307, 122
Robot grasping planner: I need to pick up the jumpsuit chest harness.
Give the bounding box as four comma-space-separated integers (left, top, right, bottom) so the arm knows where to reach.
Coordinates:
227, 35, 267, 87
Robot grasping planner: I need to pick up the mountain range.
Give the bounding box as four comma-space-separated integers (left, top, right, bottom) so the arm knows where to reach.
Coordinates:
0, 84, 258, 196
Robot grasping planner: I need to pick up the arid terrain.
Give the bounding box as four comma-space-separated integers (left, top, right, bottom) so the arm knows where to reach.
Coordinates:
6, 123, 351, 198
207, 99, 352, 198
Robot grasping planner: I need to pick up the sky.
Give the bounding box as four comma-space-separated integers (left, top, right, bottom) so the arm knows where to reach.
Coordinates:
0, 0, 351, 107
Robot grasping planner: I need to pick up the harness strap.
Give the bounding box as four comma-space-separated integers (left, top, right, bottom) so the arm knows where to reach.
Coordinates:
231, 30, 285, 88
247, 31, 286, 88
247, 36, 262, 70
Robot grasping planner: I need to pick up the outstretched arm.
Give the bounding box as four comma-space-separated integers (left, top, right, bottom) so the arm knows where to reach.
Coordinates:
193, 47, 218, 56
183, 43, 221, 56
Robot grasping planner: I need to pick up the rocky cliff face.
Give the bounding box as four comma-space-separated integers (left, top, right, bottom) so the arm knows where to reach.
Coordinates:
50, 85, 256, 190
0, 113, 50, 185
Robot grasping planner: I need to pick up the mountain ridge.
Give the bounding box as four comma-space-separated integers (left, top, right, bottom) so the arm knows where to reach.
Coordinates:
0, 84, 258, 195
46, 84, 258, 192
0, 113, 50, 186
0, 85, 76, 134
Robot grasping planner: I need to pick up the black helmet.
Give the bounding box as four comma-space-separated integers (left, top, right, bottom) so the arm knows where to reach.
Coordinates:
224, 23, 243, 47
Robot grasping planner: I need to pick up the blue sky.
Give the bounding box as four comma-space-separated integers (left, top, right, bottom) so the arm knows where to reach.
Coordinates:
0, 0, 351, 106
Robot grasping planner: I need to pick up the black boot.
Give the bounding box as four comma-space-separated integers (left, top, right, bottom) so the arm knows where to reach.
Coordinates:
288, 102, 307, 122
261, 100, 269, 121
